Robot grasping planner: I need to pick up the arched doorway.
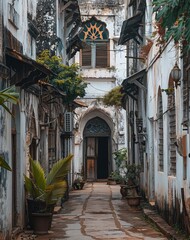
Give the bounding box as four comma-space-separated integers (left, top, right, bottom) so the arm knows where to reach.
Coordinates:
83, 117, 111, 181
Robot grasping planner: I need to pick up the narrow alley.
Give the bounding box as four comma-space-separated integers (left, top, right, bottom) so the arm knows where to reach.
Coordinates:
22, 183, 167, 240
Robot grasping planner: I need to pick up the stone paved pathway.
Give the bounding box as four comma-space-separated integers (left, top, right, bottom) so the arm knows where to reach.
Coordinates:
22, 182, 168, 240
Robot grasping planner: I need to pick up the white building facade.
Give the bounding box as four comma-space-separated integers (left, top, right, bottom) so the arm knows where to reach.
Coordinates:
73, 0, 127, 181
120, 0, 190, 234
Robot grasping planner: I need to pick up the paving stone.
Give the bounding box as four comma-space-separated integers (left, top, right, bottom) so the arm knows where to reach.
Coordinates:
17, 183, 187, 240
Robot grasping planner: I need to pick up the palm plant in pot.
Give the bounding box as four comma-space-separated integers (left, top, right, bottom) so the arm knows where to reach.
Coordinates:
24, 154, 73, 234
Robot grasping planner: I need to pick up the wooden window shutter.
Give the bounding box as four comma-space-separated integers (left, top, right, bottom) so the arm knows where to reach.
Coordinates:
182, 54, 190, 125
158, 94, 164, 171
168, 92, 176, 175
81, 44, 91, 66
96, 42, 109, 68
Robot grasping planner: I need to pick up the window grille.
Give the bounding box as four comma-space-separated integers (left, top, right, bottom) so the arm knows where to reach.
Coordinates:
182, 54, 190, 127
158, 93, 163, 171
64, 112, 73, 133
168, 91, 176, 175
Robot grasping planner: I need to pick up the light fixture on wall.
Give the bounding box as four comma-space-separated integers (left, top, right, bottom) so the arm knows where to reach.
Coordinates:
170, 62, 182, 88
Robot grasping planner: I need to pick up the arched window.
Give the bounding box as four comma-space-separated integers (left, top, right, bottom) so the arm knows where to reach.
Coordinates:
182, 53, 190, 128
157, 88, 163, 171
79, 16, 110, 68
167, 80, 176, 175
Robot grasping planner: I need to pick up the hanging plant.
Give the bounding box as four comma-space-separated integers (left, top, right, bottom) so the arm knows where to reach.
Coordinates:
139, 39, 153, 62
102, 86, 124, 108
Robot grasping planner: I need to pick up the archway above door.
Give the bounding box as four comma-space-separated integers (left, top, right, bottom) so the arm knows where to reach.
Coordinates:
83, 117, 111, 181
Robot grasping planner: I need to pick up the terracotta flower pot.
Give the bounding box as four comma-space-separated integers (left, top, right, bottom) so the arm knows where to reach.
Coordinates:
126, 195, 141, 208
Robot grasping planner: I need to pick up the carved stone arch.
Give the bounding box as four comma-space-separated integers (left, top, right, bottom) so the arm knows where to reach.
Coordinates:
78, 108, 114, 136
78, 108, 114, 181
84, 117, 111, 137
79, 16, 109, 42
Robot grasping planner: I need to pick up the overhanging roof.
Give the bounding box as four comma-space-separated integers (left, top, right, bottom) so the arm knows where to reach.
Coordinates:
123, 68, 146, 85
122, 68, 146, 100
73, 99, 88, 108
118, 0, 146, 45
118, 13, 143, 45
6, 48, 53, 88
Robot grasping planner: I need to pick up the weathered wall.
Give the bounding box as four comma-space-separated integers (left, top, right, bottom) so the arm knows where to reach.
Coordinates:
0, 0, 39, 237
146, 34, 190, 231
73, 1, 127, 176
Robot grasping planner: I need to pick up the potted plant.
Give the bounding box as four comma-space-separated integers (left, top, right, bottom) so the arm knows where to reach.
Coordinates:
122, 163, 142, 208
107, 171, 123, 185
24, 154, 73, 234
73, 172, 85, 190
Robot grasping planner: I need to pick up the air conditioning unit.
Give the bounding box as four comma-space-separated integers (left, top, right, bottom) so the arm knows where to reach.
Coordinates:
64, 112, 73, 132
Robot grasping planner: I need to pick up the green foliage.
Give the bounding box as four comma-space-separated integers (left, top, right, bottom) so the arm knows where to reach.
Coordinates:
0, 86, 19, 115
0, 156, 12, 171
37, 50, 87, 103
125, 163, 141, 186
0, 86, 19, 171
24, 154, 73, 210
153, 0, 190, 51
113, 148, 128, 170
102, 86, 124, 107
110, 148, 128, 183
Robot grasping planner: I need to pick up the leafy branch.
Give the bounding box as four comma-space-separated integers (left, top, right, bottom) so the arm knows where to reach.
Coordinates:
37, 50, 87, 104
153, 0, 190, 51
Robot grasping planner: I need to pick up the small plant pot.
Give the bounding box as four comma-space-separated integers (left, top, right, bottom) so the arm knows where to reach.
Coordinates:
126, 196, 141, 208
73, 181, 85, 190
31, 212, 53, 234
107, 178, 116, 185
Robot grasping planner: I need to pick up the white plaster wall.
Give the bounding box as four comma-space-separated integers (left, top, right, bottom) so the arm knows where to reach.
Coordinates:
3, 0, 37, 58
73, 2, 127, 175
0, 0, 38, 236
147, 38, 190, 210
0, 107, 12, 237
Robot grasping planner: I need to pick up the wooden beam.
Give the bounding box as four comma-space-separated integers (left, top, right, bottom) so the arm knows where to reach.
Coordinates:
60, 0, 75, 12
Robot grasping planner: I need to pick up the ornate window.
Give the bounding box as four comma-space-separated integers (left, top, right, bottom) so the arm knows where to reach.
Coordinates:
79, 16, 110, 68
83, 117, 110, 137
